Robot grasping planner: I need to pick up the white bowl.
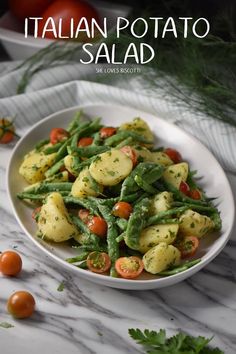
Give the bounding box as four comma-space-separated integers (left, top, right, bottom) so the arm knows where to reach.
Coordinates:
0, 0, 130, 60
7, 104, 235, 290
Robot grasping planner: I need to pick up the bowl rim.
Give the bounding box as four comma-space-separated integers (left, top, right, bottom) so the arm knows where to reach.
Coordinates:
6, 103, 235, 287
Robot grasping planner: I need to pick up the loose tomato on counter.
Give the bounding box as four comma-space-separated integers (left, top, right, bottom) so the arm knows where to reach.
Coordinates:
0, 251, 22, 276
37, 0, 100, 40
120, 146, 138, 167
100, 127, 117, 139
7, 291, 35, 319
179, 236, 199, 258
78, 137, 94, 147
164, 148, 182, 163
87, 252, 111, 273
50, 127, 69, 145
87, 216, 107, 238
0, 118, 16, 144
9, 0, 54, 21
113, 201, 133, 219
115, 256, 144, 279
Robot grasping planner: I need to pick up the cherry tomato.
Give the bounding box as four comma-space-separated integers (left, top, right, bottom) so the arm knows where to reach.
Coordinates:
100, 127, 117, 139
78, 137, 94, 147
87, 252, 111, 273
7, 291, 35, 319
120, 146, 138, 167
0, 119, 15, 144
179, 181, 190, 195
113, 201, 133, 219
78, 209, 90, 223
179, 236, 199, 258
9, 0, 53, 21
189, 189, 202, 200
50, 128, 69, 145
115, 256, 144, 279
164, 148, 182, 163
0, 251, 22, 276
87, 216, 107, 238
32, 207, 41, 221
38, 0, 100, 40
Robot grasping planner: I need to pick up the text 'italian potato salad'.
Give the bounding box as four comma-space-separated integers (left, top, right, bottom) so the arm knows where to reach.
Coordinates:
17, 112, 221, 279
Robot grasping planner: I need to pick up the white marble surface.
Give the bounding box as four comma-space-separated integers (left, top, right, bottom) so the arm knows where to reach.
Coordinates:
1, 142, 236, 354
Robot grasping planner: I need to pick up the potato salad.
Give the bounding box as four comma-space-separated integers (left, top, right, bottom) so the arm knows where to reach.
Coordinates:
17, 112, 221, 279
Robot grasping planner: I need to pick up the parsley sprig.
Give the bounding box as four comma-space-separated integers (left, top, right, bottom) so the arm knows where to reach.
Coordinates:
129, 328, 224, 353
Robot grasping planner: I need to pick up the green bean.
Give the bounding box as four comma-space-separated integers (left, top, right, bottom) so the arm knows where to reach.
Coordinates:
120, 192, 143, 203
125, 197, 150, 250
88, 173, 102, 194
116, 218, 128, 231
35, 138, 49, 151
72, 244, 107, 252
158, 259, 201, 276
76, 260, 88, 269
116, 136, 133, 148
146, 206, 188, 226
92, 132, 102, 146
134, 175, 158, 194
105, 130, 152, 146
17, 193, 46, 201
116, 232, 126, 243
67, 111, 82, 133
64, 196, 100, 215
97, 204, 119, 277
71, 215, 100, 246
45, 158, 65, 178
73, 145, 109, 157
172, 201, 217, 213
43, 143, 62, 155
210, 211, 222, 231
145, 165, 164, 184
66, 252, 89, 263
26, 182, 73, 194
71, 131, 79, 151
120, 162, 157, 198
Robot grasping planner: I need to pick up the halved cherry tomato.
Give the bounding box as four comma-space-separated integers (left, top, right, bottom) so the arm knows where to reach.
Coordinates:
87, 252, 111, 273
100, 127, 117, 139
7, 291, 35, 319
78, 137, 94, 147
113, 201, 133, 219
179, 181, 190, 195
164, 148, 182, 163
32, 207, 41, 221
115, 256, 144, 279
189, 189, 201, 200
179, 236, 199, 258
120, 146, 138, 167
38, 0, 100, 40
78, 209, 90, 224
0, 119, 15, 144
0, 251, 22, 276
87, 216, 107, 238
50, 128, 69, 145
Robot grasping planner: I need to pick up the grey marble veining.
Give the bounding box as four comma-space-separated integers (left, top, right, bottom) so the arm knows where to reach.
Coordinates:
1, 144, 236, 354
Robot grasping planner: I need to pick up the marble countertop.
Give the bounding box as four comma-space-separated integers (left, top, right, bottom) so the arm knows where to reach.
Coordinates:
1, 143, 236, 354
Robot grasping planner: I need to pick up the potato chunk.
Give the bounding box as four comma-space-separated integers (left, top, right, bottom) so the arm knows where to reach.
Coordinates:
89, 149, 133, 186
179, 209, 215, 238
119, 117, 154, 145
143, 242, 181, 274
151, 152, 173, 166
149, 192, 173, 215
19, 149, 56, 184
139, 224, 179, 253
163, 162, 189, 189
71, 167, 103, 198
37, 192, 78, 242
134, 146, 153, 162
